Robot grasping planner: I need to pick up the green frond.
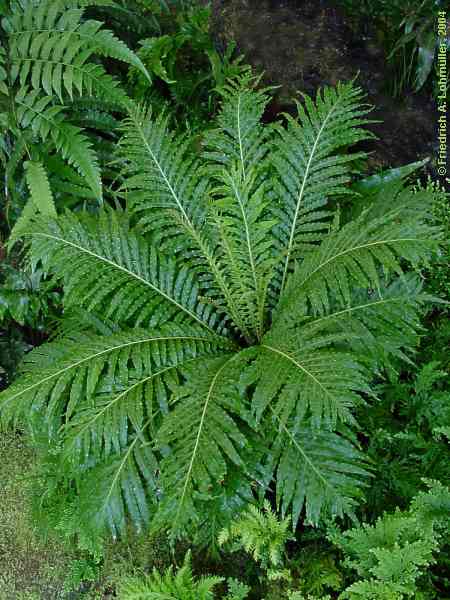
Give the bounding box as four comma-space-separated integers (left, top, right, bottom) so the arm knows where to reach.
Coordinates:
15, 210, 227, 333
62, 330, 231, 464
272, 423, 372, 526
76, 428, 159, 536
202, 80, 277, 341
24, 160, 57, 217
209, 167, 277, 342
156, 353, 252, 535
14, 88, 102, 199
271, 82, 374, 293
202, 73, 271, 177
119, 104, 249, 336
252, 329, 367, 430
278, 187, 440, 320
5, 0, 149, 100
92, 27, 151, 83
118, 551, 223, 599
0, 324, 231, 427
308, 275, 428, 371
119, 105, 209, 247
219, 499, 292, 569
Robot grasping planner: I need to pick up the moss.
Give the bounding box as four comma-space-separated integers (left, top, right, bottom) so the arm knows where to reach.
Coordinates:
0, 431, 73, 599
0, 429, 182, 599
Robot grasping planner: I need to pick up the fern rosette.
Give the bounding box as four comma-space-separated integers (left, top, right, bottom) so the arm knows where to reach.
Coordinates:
0, 73, 441, 542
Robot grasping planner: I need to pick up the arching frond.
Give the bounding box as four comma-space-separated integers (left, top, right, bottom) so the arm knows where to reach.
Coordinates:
62, 332, 231, 464
118, 104, 250, 336
13, 210, 228, 333
76, 430, 159, 537
277, 191, 440, 320
271, 421, 372, 526
251, 328, 367, 431
307, 275, 429, 370
203, 78, 277, 341
271, 82, 374, 293
156, 354, 252, 535
0, 324, 232, 427
5, 0, 149, 101
202, 73, 271, 176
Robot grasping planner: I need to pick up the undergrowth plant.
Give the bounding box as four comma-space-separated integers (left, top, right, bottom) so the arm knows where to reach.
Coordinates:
119, 551, 250, 600
336, 0, 448, 97
219, 500, 292, 581
0, 73, 443, 547
331, 480, 450, 599
0, 0, 151, 226
128, 3, 248, 134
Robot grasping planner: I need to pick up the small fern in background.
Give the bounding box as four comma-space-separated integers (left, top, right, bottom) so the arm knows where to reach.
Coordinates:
118, 551, 226, 600
219, 500, 292, 581
331, 480, 450, 599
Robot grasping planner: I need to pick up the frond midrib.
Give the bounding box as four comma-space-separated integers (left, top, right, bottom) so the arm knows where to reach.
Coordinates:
310, 296, 409, 325
22, 230, 217, 333
67, 355, 216, 446
1, 333, 224, 406
128, 111, 251, 337
270, 407, 334, 493
174, 353, 238, 526
297, 236, 428, 291
280, 92, 343, 292
261, 343, 340, 409
229, 176, 263, 339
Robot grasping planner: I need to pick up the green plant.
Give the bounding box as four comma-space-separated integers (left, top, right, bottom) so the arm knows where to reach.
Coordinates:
0, 0, 150, 226
291, 545, 343, 597
288, 593, 331, 600
118, 551, 226, 600
128, 4, 248, 134
63, 555, 102, 593
0, 257, 61, 387
335, 0, 448, 96
423, 178, 450, 303
386, 0, 448, 96
0, 75, 442, 547
330, 480, 450, 599
219, 500, 292, 580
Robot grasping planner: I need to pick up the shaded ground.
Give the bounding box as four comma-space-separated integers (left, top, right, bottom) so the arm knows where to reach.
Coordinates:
0, 432, 70, 599
208, 0, 437, 173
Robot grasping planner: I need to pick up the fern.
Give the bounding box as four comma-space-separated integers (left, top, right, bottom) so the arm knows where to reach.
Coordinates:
118, 551, 223, 600
0, 0, 149, 207
331, 480, 450, 599
219, 499, 292, 580
0, 77, 442, 542
24, 160, 57, 217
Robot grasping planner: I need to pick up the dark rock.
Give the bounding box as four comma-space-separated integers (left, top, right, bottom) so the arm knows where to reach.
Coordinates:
207, 0, 436, 171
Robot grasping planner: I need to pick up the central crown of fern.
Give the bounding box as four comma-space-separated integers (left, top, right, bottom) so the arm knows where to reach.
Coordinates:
0, 71, 440, 542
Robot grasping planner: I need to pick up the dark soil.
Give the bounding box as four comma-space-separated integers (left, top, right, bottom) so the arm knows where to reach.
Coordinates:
207, 0, 437, 174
